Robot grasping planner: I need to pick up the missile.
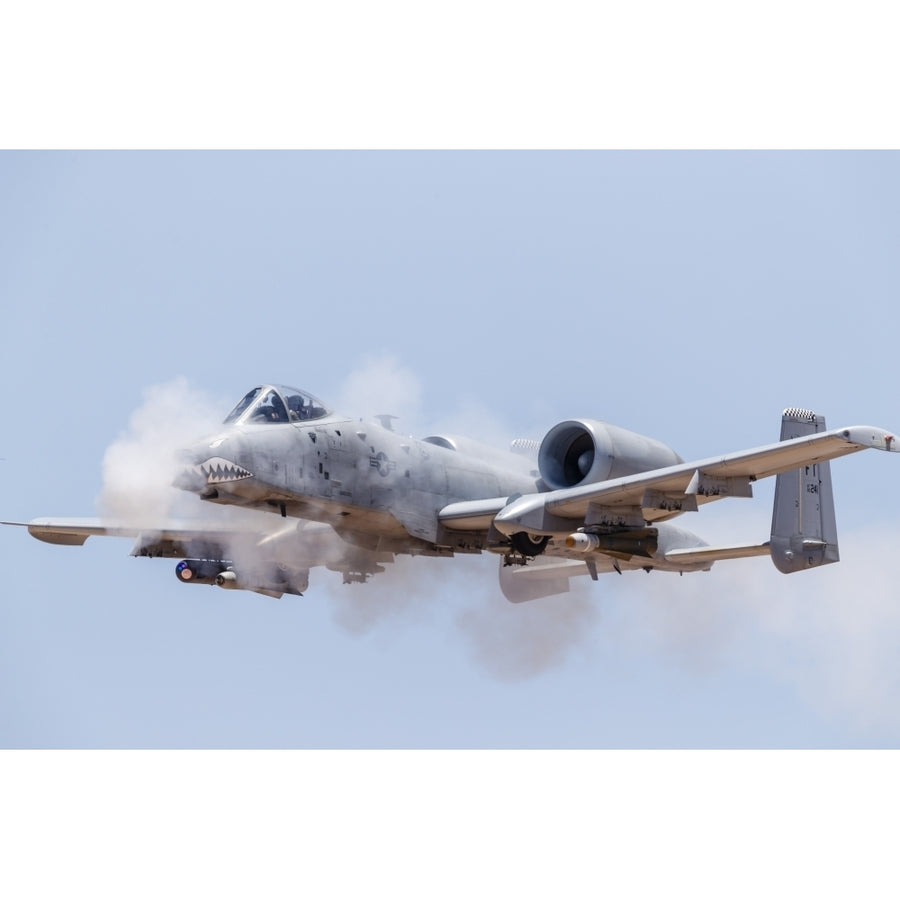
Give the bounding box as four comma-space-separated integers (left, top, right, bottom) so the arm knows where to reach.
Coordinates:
565, 532, 600, 552
564, 528, 659, 558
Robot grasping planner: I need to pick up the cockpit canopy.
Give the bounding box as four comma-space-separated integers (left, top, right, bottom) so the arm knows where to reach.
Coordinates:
224, 385, 330, 425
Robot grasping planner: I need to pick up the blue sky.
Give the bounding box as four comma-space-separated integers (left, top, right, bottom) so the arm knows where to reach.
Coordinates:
2, 150, 899, 750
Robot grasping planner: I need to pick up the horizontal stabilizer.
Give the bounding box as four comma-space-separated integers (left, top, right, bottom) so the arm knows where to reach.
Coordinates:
664, 542, 771, 565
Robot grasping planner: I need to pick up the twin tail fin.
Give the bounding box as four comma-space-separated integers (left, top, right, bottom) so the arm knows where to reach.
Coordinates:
770, 408, 839, 573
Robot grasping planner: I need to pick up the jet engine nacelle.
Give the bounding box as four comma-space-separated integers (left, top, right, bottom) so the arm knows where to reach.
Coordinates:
538, 419, 683, 490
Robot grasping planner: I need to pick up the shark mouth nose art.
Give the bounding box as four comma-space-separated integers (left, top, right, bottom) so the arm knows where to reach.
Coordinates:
193, 457, 254, 484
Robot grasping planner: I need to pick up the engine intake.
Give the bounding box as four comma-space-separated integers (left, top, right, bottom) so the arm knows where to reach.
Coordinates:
538, 419, 682, 490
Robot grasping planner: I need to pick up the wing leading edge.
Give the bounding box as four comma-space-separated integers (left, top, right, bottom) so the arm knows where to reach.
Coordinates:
486, 424, 897, 537
2, 518, 249, 547
3, 516, 396, 598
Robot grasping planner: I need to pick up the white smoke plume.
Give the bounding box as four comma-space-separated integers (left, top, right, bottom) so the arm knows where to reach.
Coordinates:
326, 358, 900, 738
333, 355, 424, 432
96, 366, 900, 740
453, 559, 600, 681
428, 398, 522, 455
98, 378, 225, 522
326, 355, 603, 673
332, 354, 522, 449
588, 513, 900, 739
715, 531, 900, 736
328, 555, 442, 635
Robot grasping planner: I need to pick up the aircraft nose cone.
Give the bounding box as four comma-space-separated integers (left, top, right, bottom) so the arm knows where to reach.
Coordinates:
174, 435, 254, 493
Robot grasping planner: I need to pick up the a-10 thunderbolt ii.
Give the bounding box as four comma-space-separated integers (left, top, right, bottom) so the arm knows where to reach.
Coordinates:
4, 384, 898, 602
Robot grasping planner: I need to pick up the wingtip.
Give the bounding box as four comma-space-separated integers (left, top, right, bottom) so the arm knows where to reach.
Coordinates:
840, 427, 900, 452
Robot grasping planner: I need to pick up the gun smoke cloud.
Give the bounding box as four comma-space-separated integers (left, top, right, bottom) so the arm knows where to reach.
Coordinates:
325, 354, 605, 677
97, 361, 900, 739
98, 378, 225, 522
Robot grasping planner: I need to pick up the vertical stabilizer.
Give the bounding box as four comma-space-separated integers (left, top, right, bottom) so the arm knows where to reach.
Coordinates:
770, 408, 839, 573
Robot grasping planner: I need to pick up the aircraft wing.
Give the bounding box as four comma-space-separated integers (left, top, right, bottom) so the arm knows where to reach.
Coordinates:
4, 517, 247, 548
662, 542, 772, 564
3, 516, 393, 597
440, 424, 898, 536
3, 517, 285, 565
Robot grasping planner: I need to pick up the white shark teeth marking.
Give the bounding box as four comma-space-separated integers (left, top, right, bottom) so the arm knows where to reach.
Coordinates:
197, 456, 253, 484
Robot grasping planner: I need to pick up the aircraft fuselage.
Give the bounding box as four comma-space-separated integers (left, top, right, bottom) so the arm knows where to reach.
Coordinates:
180, 413, 540, 555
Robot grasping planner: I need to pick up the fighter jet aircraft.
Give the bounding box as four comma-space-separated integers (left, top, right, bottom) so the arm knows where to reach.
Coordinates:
4, 384, 898, 602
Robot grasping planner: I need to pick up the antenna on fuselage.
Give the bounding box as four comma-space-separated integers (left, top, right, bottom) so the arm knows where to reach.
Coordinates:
374, 415, 397, 432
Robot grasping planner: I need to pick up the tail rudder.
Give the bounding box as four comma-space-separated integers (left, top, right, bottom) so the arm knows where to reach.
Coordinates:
770, 408, 839, 573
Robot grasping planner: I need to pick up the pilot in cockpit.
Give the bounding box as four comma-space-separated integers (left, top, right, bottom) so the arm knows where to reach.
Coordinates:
251, 390, 288, 423
287, 394, 315, 421
224, 385, 328, 426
